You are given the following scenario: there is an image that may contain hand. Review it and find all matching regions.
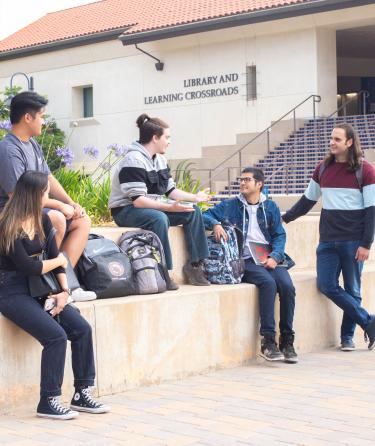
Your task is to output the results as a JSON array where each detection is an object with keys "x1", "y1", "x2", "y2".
[
  {"x1": 72, "y1": 202, "x2": 86, "y2": 219},
  {"x1": 195, "y1": 188, "x2": 211, "y2": 203},
  {"x1": 263, "y1": 257, "x2": 278, "y2": 269},
  {"x1": 213, "y1": 224, "x2": 228, "y2": 242},
  {"x1": 58, "y1": 253, "x2": 68, "y2": 269},
  {"x1": 50, "y1": 291, "x2": 69, "y2": 316},
  {"x1": 59, "y1": 203, "x2": 75, "y2": 219},
  {"x1": 355, "y1": 246, "x2": 370, "y2": 262},
  {"x1": 168, "y1": 201, "x2": 195, "y2": 213}
]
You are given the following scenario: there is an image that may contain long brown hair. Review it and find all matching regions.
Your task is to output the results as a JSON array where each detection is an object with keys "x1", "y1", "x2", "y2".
[
  {"x1": 0, "y1": 171, "x2": 48, "y2": 254},
  {"x1": 324, "y1": 123, "x2": 363, "y2": 171}
]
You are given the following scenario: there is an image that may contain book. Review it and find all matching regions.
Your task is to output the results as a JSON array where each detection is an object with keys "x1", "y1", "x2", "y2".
[
  {"x1": 146, "y1": 194, "x2": 194, "y2": 207},
  {"x1": 248, "y1": 242, "x2": 294, "y2": 268},
  {"x1": 248, "y1": 242, "x2": 272, "y2": 265}
]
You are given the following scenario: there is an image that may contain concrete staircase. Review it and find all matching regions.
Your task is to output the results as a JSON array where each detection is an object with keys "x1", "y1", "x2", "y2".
[
  {"x1": 169, "y1": 119, "x2": 305, "y2": 188},
  {"x1": 212, "y1": 114, "x2": 375, "y2": 202},
  {"x1": 2, "y1": 216, "x2": 375, "y2": 412}
]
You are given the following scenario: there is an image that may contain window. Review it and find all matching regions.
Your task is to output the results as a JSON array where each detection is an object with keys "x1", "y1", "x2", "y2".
[
  {"x1": 83, "y1": 86, "x2": 93, "y2": 118},
  {"x1": 246, "y1": 65, "x2": 257, "y2": 101},
  {"x1": 72, "y1": 85, "x2": 94, "y2": 119}
]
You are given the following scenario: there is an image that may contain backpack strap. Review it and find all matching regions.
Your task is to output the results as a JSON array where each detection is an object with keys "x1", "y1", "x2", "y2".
[{"x1": 318, "y1": 160, "x2": 363, "y2": 191}]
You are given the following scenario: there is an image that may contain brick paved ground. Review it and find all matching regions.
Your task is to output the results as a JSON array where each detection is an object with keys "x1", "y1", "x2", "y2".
[{"x1": 1, "y1": 348, "x2": 375, "y2": 445}]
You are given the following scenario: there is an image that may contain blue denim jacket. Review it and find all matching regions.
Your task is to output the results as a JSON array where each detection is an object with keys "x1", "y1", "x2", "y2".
[{"x1": 203, "y1": 194, "x2": 286, "y2": 263}]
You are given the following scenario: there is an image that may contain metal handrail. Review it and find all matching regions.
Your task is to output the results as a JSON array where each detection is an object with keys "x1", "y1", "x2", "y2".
[
  {"x1": 200, "y1": 94, "x2": 321, "y2": 189},
  {"x1": 327, "y1": 90, "x2": 369, "y2": 118},
  {"x1": 261, "y1": 90, "x2": 371, "y2": 194}
]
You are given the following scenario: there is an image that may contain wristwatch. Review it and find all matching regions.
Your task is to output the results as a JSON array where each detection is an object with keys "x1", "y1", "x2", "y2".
[{"x1": 62, "y1": 288, "x2": 72, "y2": 296}]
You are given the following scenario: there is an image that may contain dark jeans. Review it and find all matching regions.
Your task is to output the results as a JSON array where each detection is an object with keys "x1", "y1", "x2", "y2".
[
  {"x1": 243, "y1": 259, "x2": 296, "y2": 336},
  {"x1": 112, "y1": 204, "x2": 209, "y2": 270},
  {"x1": 316, "y1": 241, "x2": 372, "y2": 341},
  {"x1": 0, "y1": 270, "x2": 95, "y2": 397}
]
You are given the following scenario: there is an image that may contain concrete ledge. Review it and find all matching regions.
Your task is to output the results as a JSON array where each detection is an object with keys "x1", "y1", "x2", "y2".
[
  {"x1": 1, "y1": 216, "x2": 375, "y2": 412},
  {"x1": 2, "y1": 264, "x2": 375, "y2": 412}
]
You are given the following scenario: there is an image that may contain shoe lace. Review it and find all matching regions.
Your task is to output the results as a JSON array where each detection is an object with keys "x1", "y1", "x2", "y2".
[
  {"x1": 49, "y1": 397, "x2": 69, "y2": 414},
  {"x1": 81, "y1": 388, "x2": 100, "y2": 407}
]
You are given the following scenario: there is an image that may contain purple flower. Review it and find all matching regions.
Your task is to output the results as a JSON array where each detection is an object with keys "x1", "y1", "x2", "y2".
[
  {"x1": 55, "y1": 146, "x2": 74, "y2": 168},
  {"x1": 107, "y1": 143, "x2": 128, "y2": 157},
  {"x1": 0, "y1": 119, "x2": 11, "y2": 132},
  {"x1": 83, "y1": 145, "x2": 100, "y2": 159},
  {"x1": 100, "y1": 161, "x2": 111, "y2": 171},
  {"x1": 43, "y1": 117, "x2": 54, "y2": 127}
]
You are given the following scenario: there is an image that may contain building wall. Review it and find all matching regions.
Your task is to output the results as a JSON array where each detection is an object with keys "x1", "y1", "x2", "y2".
[{"x1": 1, "y1": 6, "x2": 373, "y2": 162}]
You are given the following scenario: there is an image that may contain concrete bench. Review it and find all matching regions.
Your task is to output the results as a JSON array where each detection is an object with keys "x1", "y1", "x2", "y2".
[{"x1": 1, "y1": 216, "x2": 375, "y2": 412}]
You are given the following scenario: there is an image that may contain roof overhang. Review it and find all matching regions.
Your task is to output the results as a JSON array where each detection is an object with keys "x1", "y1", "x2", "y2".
[
  {"x1": 120, "y1": 0, "x2": 375, "y2": 46},
  {"x1": 0, "y1": 26, "x2": 133, "y2": 61}
]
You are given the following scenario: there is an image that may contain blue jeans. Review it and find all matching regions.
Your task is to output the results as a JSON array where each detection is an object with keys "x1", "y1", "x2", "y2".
[
  {"x1": 243, "y1": 259, "x2": 296, "y2": 336},
  {"x1": 0, "y1": 270, "x2": 95, "y2": 397},
  {"x1": 112, "y1": 205, "x2": 209, "y2": 270},
  {"x1": 316, "y1": 241, "x2": 372, "y2": 341}
]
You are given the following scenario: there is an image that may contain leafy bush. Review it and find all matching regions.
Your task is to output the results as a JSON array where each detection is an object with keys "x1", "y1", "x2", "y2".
[
  {"x1": 0, "y1": 86, "x2": 65, "y2": 173},
  {"x1": 174, "y1": 159, "x2": 213, "y2": 211},
  {"x1": 54, "y1": 168, "x2": 112, "y2": 225}
]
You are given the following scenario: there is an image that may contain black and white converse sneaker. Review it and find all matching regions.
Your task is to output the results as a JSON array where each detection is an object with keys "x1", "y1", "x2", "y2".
[
  {"x1": 279, "y1": 334, "x2": 298, "y2": 364},
  {"x1": 260, "y1": 334, "x2": 284, "y2": 361},
  {"x1": 70, "y1": 387, "x2": 110, "y2": 413},
  {"x1": 37, "y1": 396, "x2": 79, "y2": 420}
]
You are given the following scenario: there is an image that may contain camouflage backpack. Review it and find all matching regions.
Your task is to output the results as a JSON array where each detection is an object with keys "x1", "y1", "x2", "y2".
[{"x1": 203, "y1": 224, "x2": 244, "y2": 284}]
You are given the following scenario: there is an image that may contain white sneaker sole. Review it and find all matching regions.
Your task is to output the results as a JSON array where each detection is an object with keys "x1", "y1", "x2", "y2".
[
  {"x1": 259, "y1": 352, "x2": 284, "y2": 362},
  {"x1": 70, "y1": 404, "x2": 110, "y2": 414},
  {"x1": 37, "y1": 411, "x2": 79, "y2": 420}
]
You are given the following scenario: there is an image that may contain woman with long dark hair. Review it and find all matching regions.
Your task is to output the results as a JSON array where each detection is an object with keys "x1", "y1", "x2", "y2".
[{"x1": 0, "y1": 171, "x2": 109, "y2": 419}]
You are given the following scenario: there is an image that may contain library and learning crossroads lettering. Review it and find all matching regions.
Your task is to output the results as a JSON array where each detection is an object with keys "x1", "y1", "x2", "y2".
[{"x1": 144, "y1": 72, "x2": 239, "y2": 105}]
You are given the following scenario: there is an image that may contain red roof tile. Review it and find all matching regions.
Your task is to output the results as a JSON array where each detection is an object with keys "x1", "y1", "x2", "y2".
[{"x1": 0, "y1": 0, "x2": 322, "y2": 54}]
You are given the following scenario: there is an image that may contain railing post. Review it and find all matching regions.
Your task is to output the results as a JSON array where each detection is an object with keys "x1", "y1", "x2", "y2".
[
  {"x1": 362, "y1": 91, "x2": 367, "y2": 115},
  {"x1": 267, "y1": 129, "x2": 270, "y2": 153},
  {"x1": 227, "y1": 168, "x2": 230, "y2": 191},
  {"x1": 209, "y1": 170, "x2": 212, "y2": 192},
  {"x1": 313, "y1": 97, "x2": 316, "y2": 120},
  {"x1": 293, "y1": 109, "x2": 296, "y2": 133},
  {"x1": 286, "y1": 165, "x2": 289, "y2": 195},
  {"x1": 239, "y1": 151, "x2": 242, "y2": 172}
]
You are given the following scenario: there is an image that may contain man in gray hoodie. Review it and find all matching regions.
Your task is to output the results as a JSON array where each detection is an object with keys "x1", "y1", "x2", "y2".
[{"x1": 109, "y1": 113, "x2": 210, "y2": 287}]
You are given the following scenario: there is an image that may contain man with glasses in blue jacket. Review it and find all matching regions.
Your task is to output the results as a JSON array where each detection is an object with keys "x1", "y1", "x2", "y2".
[{"x1": 203, "y1": 167, "x2": 297, "y2": 363}]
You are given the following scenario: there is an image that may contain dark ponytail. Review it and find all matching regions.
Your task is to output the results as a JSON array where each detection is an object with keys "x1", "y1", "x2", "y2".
[{"x1": 136, "y1": 113, "x2": 169, "y2": 145}]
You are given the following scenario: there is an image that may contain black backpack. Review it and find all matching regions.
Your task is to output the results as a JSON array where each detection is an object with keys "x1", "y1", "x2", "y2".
[
  {"x1": 77, "y1": 234, "x2": 136, "y2": 299},
  {"x1": 118, "y1": 230, "x2": 169, "y2": 294}
]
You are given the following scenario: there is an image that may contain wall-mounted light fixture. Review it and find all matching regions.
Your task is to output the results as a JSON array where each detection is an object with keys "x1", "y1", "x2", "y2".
[
  {"x1": 5, "y1": 72, "x2": 34, "y2": 106},
  {"x1": 135, "y1": 44, "x2": 164, "y2": 71}
]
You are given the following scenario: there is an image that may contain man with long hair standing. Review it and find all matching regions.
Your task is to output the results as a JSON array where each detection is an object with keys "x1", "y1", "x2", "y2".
[{"x1": 283, "y1": 123, "x2": 375, "y2": 350}]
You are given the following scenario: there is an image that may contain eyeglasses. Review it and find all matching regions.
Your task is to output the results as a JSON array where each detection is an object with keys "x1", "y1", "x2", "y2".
[{"x1": 237, "y1": 177, "x2": 256, "y2": 183}]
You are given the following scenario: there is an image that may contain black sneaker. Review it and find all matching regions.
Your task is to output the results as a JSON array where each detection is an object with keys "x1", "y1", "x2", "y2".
[
  {"x1": 364, "y1": 317, "x2": 375, "y2": 350},
  {"x1": 340, "y1": 339, "x2": 355, "y2": 351},
  {"x1": 279, "y1": 334, "x2": 298, "y2": 364},
  {"x1": 37, "y1": 396, "x2": 79, "y2": 420},
  {"x1": 183, "y1": 262, "x2": 210, "y2": 286},
  {"x1": 70, "y1": 387, "x2": 110, "y2": 413},
  {"x1": 260, "y1": 335, "x2": 284, "y2": 361}
]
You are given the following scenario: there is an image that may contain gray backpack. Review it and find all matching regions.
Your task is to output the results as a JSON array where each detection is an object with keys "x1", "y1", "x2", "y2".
[{"x1": 118, "y1": 230, "x2": 168, "y2": 294}]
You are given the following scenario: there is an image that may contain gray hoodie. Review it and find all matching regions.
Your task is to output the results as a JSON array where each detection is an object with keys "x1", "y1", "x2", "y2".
[{"x1": 108, "y1": 141, "x2": 175, "y2": 209}]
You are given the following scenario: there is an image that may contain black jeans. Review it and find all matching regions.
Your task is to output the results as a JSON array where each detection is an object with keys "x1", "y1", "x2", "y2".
[
  {"x1": 0, "y1": 270, "x2": 95, "y2": 397},
  {"x1": 112, "y1": 204, "x2": 209, "y2": 270},
  {"x1": 243, "y1": 259, "x2": 296, "y2": 336}
]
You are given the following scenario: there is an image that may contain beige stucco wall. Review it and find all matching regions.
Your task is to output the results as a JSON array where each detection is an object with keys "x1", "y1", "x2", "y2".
[{"x1": 0, "y1": 5, "x2": 374, "y2": 163}]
